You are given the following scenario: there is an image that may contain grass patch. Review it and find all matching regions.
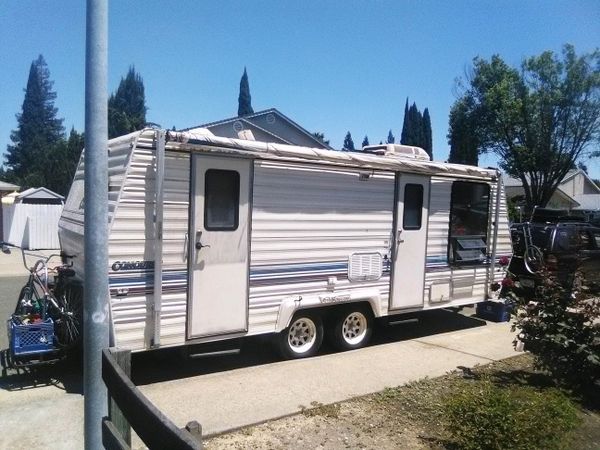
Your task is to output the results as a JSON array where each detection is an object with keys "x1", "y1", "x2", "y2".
[{"x1": 445, "y1": 381, "x2": 580, "y2": 450}]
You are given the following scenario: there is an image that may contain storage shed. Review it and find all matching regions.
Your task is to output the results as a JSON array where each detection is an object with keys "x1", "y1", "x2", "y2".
[{"x1": 2, "y1": 187, "x2": 64, "y2": 249}]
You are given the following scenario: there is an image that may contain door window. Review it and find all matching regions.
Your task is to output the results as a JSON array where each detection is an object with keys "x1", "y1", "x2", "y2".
[
  {"x1": 204, "y1": 169, "x2": 240, "y2": 231},
  {"x1": 403, "y1": 184, "x2": 424, "y2": 230}
]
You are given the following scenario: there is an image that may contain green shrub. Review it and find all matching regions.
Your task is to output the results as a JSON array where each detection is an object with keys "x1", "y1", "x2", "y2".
[
  {"x1": 444, "y1": 381, "x2": 579, "y2": 450},
  {"x1": 508, "y1": 269, "x2": 600, "y2": 388}
]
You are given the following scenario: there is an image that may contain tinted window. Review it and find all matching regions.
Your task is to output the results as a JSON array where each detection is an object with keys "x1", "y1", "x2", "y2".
[
  {"x1": 448, "y1": 182, "x2": 490, "y2": 263},
  {"x1": 204, "y1": 169, "x2": 240, "y2": 231},
  {"x1": 403, "y1": 184, "x2": 423, "y2": 230}
]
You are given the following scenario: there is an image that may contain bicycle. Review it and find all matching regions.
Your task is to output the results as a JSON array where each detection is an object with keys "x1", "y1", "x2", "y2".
[
  {"x1": 521, "y1": 222, "x2": 545, "y2": 274},
  {"x1": 2, "y1": 243, "x2": 83, "y2": 368}
]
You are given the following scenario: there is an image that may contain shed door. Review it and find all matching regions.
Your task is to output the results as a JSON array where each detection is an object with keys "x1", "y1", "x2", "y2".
[
  {"x1": 390, "y1": 174, "x2": 430, "y2": 310},
  {"x1": 188, "y1": 155, "x2": 251, "y2": 338}
]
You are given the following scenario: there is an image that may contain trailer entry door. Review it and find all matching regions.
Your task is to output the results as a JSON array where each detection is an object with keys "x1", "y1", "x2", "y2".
[
  {"x1": 390, "y1": 174, "x2": 430, "y2": 310},
  {"x1": 188, "y1": 155, "x2": 251, "y2": 338}
]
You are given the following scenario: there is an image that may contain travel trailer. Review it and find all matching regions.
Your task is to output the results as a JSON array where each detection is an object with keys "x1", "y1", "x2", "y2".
[{"x1": 58, "y1": 129, "x2": 512, "y2": 358}]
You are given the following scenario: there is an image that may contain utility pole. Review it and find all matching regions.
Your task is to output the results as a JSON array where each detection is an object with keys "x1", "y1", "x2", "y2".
[{"x1": 84, "y1": 1, "x2": 109, "y2": 448}]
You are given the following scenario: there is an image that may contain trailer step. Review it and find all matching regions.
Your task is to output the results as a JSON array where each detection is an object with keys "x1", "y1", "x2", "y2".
[
  {"x1": 388, "y1": 318, "x2": 419, "y2": 326},
  {"x1": 188, "y1": 349, "x2": 241, "y2": 359}
]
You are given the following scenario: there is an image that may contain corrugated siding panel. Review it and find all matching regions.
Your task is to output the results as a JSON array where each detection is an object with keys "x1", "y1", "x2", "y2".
[
  {"x1": 248, "y1": 161, "x2": 394, "y2": 333},
  {"x1": 109, "y1": 147, "x2": 190, "y2": 351},
  {"x1": 58, "y1": 139, "x2": 134, "y2": 278},
  {"x1": 3, "y1": 203, "x2": 63, "y2": 249}
]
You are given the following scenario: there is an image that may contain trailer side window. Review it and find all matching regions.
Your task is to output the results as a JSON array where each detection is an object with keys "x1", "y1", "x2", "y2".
[
  {"x1": 448, "y1": 181, "x2": 490, "y2": 264},
  {"x1": 204, "y1": 169, "x2": 240, "y2": 231},
  {"x1": 403, "y1": 184, "x2": 423, "y2": 230}
]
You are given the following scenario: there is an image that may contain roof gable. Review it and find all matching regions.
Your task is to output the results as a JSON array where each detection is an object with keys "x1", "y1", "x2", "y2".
[
  {"x1": 559, "y1": 169, "x2": 600, "y2": 195},
  {"x1": 17, "y1": 187, "x2": 64, "y2": 200},
  {"x1": 183, "y1": 108, "x2": 332, "y2": 150}
]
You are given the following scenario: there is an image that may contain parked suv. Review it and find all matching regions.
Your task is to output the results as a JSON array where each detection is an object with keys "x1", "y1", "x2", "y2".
[{"x1": 509, "y1": 218, "x2": 600, "y2": 293}]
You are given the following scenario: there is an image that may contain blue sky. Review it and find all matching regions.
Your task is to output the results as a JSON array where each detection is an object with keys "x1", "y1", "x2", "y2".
[{"x1": 1, "y1": 1, "x2": 599, "y2": 172}]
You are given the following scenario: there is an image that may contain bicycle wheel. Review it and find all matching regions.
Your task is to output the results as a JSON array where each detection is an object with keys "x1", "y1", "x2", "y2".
[
  {"x1": 53, "y1": 282, "x2": 83, "y2": 349},
  {"x1": 524, "y1": 246, "x2": 544, "y2": 274}
]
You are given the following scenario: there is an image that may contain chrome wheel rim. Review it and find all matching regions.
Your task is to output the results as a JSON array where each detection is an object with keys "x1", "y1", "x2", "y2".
[
  {"x1": 342, "y1": 312, "x2": 368, "y2": 345},
  {"x1": 288, "y1": 317, "x2": 317, "y2": 354}
]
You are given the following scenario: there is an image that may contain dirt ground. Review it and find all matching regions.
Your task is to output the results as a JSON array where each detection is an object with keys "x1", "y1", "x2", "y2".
[{"x1": 204, "y1": 354, "x2": 600, "y2": 450}]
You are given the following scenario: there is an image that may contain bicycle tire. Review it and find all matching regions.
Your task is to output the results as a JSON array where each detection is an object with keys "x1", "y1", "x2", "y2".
[
  {"x1": 53, "y1": 282, "x2": 83, "y2": 350},
  {"x1": 524, "y1": 246, "x2": 544, "y2": 274}
]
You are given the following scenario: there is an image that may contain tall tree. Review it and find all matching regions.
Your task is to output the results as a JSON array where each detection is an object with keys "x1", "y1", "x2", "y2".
[
  {"x1": 400, "y1": 98, "x2": 409, "y2": 144},
  {"x1": 422, "y1": 108, "x2": 433, "y2": 159},
  {"x1": 108, "y1": 66, "x2": 147, "y2": 138},
  {"x1": 5, "y1": 55, "x2": 65, "y2": 189},
  {"x1": 343, "y1": 132, "x2": 355, "y2": 151},
  {"x1": 453, "y1": 45, "x2": 600, "y2": 209},
  {"x1": 387, "y1": 129, "x2": 395, "y2": 144},
  {"x1": 238, "y1": 67, "x2": 254, "y2": 116},
  {"x1": 447, "y1": 98, "x2": 479, "y2": 165},
  {"x1": 312, "y1": 131, "x2": 330, "y2": 146},
  {"x1": 362, "y1": 135, "x2": 370, "y2": 148},
  {"x1": 401, "y1": 100, "x2": 432, "y2": 156},
  {"x1": 45, "y1": 127, "x2": 84, "y2": 196}
]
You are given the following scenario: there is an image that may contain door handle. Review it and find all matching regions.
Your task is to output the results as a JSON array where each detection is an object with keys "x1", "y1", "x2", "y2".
[
  {"x1": 396, "y1": 229, "x2": 404, "y2": 244},
  {"x1": 195, "y1": 231, "x2": 210, "y2": 250}
]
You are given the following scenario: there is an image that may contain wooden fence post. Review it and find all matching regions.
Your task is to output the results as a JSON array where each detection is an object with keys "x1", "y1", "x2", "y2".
[{"x1": 109, "y1": 348, "x2": 132, "y2": 446}]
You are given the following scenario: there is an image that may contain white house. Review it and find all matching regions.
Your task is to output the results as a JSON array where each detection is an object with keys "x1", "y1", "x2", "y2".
[{"x1": 504, "y1": 169, "x2": 600, "y2": 220}]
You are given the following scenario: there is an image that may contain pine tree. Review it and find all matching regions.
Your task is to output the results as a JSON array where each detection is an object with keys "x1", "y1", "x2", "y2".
[
  {"x1": 400, "y1": 98, "x2": 409, "y2": 145},
  {"x1": 238, "y1": 67, "x2": 254, "y2": 116},
  {"x1": 447, "y1": 99, "x2": 479, "y2": 165},
  {"x1": 343, "y1": 132, "x2": 355, "y2": 151},
  {"x1": 46, "y1": 127, "x2": 84, "y2": 196},
  {"x1": 108, "y1": 66, "x2": 147, "y2": 139},
  {"x1": 362, "y1": 135, "x2": 370, "y2": 148},
  {"x1": 5, "y1": 55, "x2": 65, "y2": 188},
  {"x1": 312, "y1": 131, "x2": 330, "y2": 146},
  {"x1": 422, "y1": 108, "x2": 433, "y2": 159},
  {"x1": 387, "y1": 130, "x2": 395, "y2": 144}
]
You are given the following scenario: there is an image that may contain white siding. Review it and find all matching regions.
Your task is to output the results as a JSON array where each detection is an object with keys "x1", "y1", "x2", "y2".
[
  {"x1": 108, "y1": 143, "x2": 190, "y2": 350},
  {"x1": 3, "y1": 203, "x2": 63, "y2": 249},
  {"x1": 248, "y1": 161, "x2": 394, "y2": 333}
]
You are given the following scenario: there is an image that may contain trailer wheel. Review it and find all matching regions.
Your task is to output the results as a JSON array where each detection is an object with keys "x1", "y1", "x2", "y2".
[
  {"x1": 328, "y1": 307, "x2": 373, "y2": 351},
  {"x1": 278, "y1": 313, "x2": 323, "y2": 359}
]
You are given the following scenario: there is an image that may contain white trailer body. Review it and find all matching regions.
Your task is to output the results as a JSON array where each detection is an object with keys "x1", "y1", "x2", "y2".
[{"x1": 58, "y1": 129, "x2": 512, "y2": 354}]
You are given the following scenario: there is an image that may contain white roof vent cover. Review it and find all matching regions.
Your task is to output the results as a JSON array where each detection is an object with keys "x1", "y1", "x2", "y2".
[{"x1": 362, "y1": 144, "x2": 430, "y2": 161}]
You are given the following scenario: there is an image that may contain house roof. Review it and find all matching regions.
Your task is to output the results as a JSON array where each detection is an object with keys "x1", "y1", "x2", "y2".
[
  {"x1": 182, "y1": 108, "x2": 333, "y2": 150},
  {"x1": 0, "y1": 180, "x2": 20, "y2": 192},
  {"x1": 573, "y1": 194, "x2": 600, "y2": 210},
  {"x1": 560, "y1": 168, "x2": 600, "y2": 194}
]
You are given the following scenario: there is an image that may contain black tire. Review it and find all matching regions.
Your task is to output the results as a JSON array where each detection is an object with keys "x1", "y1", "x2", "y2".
[
  {"x1": 53, "y1": 282, "x2": 83, "y2": 351},
  {"x1": 327, "y1": 306, "x2": 373, "y2": 351},
  {"x1": 277, "y1": 312, "x2": 324, "y2": 359}
]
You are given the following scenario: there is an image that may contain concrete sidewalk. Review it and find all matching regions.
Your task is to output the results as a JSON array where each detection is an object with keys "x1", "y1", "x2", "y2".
[
  {"x1": 0, "y1": 247, "x2": 60, "y2": 277},
  {"x1": 139, "y1": 321, "x2": 516, "y2": 439},
  {"x1": 0, "y1": 318, "x2": 518, "y2": 449}
]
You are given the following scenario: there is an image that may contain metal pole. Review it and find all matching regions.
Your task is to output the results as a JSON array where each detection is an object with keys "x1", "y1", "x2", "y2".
[{"x1": 84, "y1": 1, "x2": 109, "y2": 448}]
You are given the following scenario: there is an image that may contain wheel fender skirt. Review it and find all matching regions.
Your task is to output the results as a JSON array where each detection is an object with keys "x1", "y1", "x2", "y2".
[{"x1": 275, "y1": 288, "x2": 382, "y2": 332}]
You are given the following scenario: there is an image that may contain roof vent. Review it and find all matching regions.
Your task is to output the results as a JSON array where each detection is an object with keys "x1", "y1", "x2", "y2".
[{"x1": 362, "y1": 144, "x2": 430, "y2": 161}]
